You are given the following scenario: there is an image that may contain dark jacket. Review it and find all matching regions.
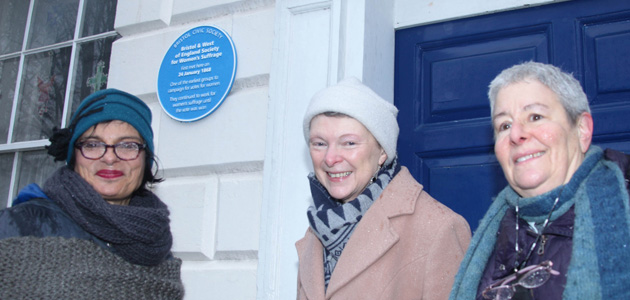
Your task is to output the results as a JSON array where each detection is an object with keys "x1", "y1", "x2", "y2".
[
  {"x1": 0, "y1": 183, "x2": 177, "y2": 258},
  {"x1": 0, "y1": 183, "x2": 114, "y2": 250},
  {"x1": 476, "y1": 148, "x2": 630, "y2": 300}
]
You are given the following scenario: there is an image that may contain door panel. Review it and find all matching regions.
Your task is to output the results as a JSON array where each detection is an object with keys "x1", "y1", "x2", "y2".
[{"x1": 395, "y1": 0, "x2": 630, "y2": 231}]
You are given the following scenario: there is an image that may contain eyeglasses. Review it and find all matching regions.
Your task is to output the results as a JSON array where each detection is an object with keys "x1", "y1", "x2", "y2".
[
  {"x1": 482, "y1": 260, "x2": 560, "y2": 300},
  {"x1": 75, "y1": 141, "x2": 145, "y2": 161}
]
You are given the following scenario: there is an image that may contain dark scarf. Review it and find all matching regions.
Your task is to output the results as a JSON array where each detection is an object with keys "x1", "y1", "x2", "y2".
[
  {"x1": 42, "y1": 166, "x2": 173, "y2": 266},
  {"x1": 450, "y1": 146, "x2": 630, "y2": 300},
  {"x1": 307, "y1": 157, "x2": 401, "y2": 288}
]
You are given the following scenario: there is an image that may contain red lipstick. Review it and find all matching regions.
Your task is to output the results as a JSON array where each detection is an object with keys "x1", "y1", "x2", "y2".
[{"x1": 96, "y1": 169, "x2": 124, "y2": 179}]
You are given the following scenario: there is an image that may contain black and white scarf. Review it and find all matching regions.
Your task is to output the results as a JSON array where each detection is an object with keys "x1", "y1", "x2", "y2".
[
  {"x1": 42, "y1": 166, "x2": 173, "y2": 266},
  {"x1": 307, "y1": 157, "x2": 400, "y2": 288}
]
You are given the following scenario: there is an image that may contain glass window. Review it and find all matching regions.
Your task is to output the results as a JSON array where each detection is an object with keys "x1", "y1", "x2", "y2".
[
  {"x1": 0, "y1": 153, "x2": 13, "y2": 208},
  {"x1": 0, "y1": 0, "x2": 29, "y2": 55},
  {"x1": 71, "y1": 36, "x2": 117, "y2": 113},
  {"x1": 0, "y1": 0, "x2": 118, "y2": 205},
  {"x1": 17, "y1": 150, "x2": 64, "y2": 195},
  {"x1": 81, "y1": 0, "x2": 117, "y2": 37},
  {"x1": 0, "y1": 57, "x2": 20, "y2": 144},
  {"x1": 14, "y1": 48, "x2": 72, "y2": 142},
  {"x1": 27, "y1": 0, "x2": 80, "y2": 50}
]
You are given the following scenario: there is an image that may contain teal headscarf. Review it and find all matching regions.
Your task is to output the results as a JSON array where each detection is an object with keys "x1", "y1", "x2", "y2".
[{"x1": 47, "y1": 89, "x2": 154, "y2": 166}]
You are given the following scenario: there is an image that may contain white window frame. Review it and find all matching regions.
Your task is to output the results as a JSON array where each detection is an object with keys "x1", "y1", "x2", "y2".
[{"x1": 0, "y1": 0, "x2": 119, "y2": 205}]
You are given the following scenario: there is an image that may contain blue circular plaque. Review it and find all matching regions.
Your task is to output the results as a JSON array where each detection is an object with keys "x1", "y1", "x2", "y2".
[{"x1": 157, "y1": 26, "x2": 237, "y2": 122}]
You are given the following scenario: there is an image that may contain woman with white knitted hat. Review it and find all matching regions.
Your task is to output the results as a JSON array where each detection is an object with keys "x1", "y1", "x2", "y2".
[{"x1": 296, "y1": 77, "x2": 471, "y2": 299}]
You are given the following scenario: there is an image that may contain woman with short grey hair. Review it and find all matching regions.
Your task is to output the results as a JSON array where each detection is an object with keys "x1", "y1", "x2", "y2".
[{"x1": 450, "y1": 61, "x2": 630, "y2": 300}]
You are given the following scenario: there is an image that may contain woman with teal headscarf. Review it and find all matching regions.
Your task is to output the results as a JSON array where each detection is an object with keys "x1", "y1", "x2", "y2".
[{"x1": 0, "y1": 89, "x2": 184, "y2": 299}]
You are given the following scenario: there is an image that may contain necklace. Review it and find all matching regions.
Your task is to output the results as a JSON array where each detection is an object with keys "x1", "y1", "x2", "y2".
[{"x1": 513, "y1": 187, "x2": 562, "y2": 272}]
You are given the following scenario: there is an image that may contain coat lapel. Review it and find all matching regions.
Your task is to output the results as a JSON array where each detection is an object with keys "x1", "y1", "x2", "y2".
[
  {"x1": 325, "y1": 167, "x2": 420, "y2": 297},
  {"x1": 296, "y1": 228, "x2": 327, "y2": 299}
]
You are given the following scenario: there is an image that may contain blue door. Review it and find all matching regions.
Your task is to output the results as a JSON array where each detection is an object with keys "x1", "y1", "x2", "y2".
[{"x1": 394, "y1": 0, "x2": 630, "y2": 231}]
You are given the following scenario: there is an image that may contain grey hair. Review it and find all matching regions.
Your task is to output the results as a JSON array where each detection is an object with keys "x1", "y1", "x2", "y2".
[{"x1": 488, "y1": 61, "x2": 590, "y2": 124}]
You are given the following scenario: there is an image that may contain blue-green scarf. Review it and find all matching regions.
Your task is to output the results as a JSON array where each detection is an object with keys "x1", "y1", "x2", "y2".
[{"x1": 450, "y1": 146, "x2": 630, "y2": 300}]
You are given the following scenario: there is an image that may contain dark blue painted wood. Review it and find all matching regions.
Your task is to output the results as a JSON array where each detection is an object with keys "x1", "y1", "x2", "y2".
[{"x1": 395, "y1": 0, "x2": 630, "y2": 232}]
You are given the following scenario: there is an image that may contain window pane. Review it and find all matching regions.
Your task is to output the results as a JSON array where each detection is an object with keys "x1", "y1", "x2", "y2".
[
  {"x1": 28, "y1": 0, "x2": 79, "y2": 49},
  {"x1": 81, "y1": 0, "x2": 118, "y2": 37},
  {"x1": 13, "y1": 47, "x2": 72, "y2": 142},
  {"x1": 0, "y1": 57, "x2": 20, "y2": 144},
  {"x1": 70, "y1": 35, "x2": 118, "y2": 117},
  {"x1": 0, "y1": 0, "x2": 30, "y2": 55},
  {"x1": 0, "y1": 153, "x2": 13, "y2": 208},
  {"x1": 17, "y1": 150, "x2": 62, "y2": 198}
]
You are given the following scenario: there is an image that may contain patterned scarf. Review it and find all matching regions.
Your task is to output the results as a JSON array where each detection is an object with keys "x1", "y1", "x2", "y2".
[
  {"x1": 307, "y1": 157, "x2": 400, "y2": 288},
  {"x1": 42, "y1": 166, "x2": 173, "y2": 266},
  {"x1": 449, "y1": 146, "x2": 630, "y2": 300}
]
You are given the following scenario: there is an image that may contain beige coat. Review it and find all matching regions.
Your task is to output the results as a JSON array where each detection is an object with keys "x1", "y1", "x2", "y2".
[{"x1": 296, "y1": 167, "x2": 471, "y2": 300}]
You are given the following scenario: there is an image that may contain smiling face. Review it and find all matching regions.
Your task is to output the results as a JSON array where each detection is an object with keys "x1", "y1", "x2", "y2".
[
  {"x1": 492, "y1": 79, "x2": 592, "y2": 198},
  {"x1": 74, "y1": 121, "x2": 146, "y2": 205},
  {"x1": 308, "y1": 114, "x2": 387, "y2": 203}
]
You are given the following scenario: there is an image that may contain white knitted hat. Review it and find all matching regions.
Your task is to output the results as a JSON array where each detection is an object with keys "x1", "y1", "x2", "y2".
[{"x1": 303, "y1": 77, "x2": 399, "y2": 165}]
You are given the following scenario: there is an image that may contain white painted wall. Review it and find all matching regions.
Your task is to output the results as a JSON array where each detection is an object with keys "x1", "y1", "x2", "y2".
[
  {"x1": 110, "y1": 1, "x2": 273, "y2": 299},
  {"x1": 106, "y1": 0, "x2": 560, "y2": 299},
  {"x1": 394, "y1": 0, "x2": 561, "y2": 28}
]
